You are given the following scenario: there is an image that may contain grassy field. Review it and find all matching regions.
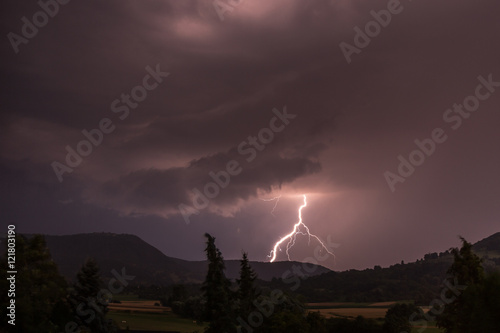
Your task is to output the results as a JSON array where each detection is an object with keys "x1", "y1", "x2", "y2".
[
  {"x1": 411, "y1": 325, "x2": 443, "y2": 333},
  {"x1": 308, "y1": 302, "x2": 389, "y2": 319},
  {"x1": 308, "y1": 302, "x2": 378, "y2": 309},
  {"x1": 108, "y1": 311, "x2": 206, "y2": 332},
  {"x1": 107, "y1": 300, "x2": 207, "y2": 332},
  {"x1": 108, "y1": 300, "x2": 170, "y2": 313},
  {"x1": 112, "y1": 293, "x2": 143, "y2": 302},
  {"x1": 310, "y1": 307, "x2": 388, "y2": 319},
  {"x1": 307, "y1": 302, "x2": 444, "y2": 332},
  {"x1": 108, "y1": 298, "x2": 444, "y2": 332}
]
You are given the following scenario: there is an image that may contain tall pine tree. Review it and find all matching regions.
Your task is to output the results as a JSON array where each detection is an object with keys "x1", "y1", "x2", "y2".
[
  {"x1": 0, "y1": 235, "x2": 70, "y2": 332},
  {"x1": 202, "y1": 233, "x2": 235, "y2": 333},
  {"x1": 436, "y1": 237, "x2": 485, "y2": 332},
  {"x1": 237, "y1": 252, "x2": 258, "y2": 319},
  {"x1": 69, "y1": 258, "x2": 113, "y2": 332}
]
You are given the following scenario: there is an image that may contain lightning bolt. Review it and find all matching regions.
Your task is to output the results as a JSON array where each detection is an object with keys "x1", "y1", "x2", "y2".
[
  {"x1": 268, "y1": 194, "x2": 335, "y2": 262},
  {"x1": 260, "y1": 195, "x2": 281, "y2": 216}
]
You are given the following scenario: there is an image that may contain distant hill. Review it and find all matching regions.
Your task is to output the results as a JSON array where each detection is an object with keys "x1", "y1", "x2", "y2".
[
  {"x1": 5, "y1": 231, "x2": 498, "y2": 304},
  {"x1": 192, "y1": 260, "x2": 330, "y2": 281},
  {"x1": 41, "y1": 233, "x2": 200, "y2": 285},
  {"x1": 267, "y1": 232, "x2": 500, "y2": 304},
  {"x1": 26, "y1": 233, "x2": 330, "y2": 285},
  {"x1": 473, "y1": 232, "x2": 500, "y2": 252}
]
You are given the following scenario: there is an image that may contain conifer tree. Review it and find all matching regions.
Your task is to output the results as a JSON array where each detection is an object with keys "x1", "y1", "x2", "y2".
[
  {"x1": 436, "y1": 237, "x2": 484, "y2": 332},
  {"x1": 237, "y1": 252, "x2": 258, "y2": 318},
  {"x1": 202, "y1": 233, "x2": 235, "y2": 333},
  {"x1": 69, "y1": 258, "x2": 113, "y2": 332},
  {"x1": 0, "y1": 235, "x2": 69, "y2": 332}
]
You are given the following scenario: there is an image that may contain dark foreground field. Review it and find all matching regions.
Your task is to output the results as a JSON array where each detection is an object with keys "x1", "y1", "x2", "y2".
[{"x1": 107, "y1": 297, "x2": 444, "y2": 333}]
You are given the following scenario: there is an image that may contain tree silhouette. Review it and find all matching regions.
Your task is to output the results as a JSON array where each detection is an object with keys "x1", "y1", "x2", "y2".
[
  {"x1": 383, "y1": 303, "x2": 419, "y2": 333},
  {"x1": 202, "y1": 233, "x2": 235, "y2": 333},
  {"x1": 237, "y1": 252, "x2": 258, "y2": 319},
  {"x1": 0, "y1": 235, "x2": 69, "y2": 332},
  {"x1": 436, "y1": 237, "x2": 485, "y2": 332},
  {"x1": 69, "y1": 258, "x2": 114, "y2": 332}
]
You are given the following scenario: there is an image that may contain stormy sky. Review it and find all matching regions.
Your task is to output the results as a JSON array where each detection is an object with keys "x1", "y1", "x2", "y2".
[{"x1": 1, "y1": 0, "x2": 499, "y2": 271}]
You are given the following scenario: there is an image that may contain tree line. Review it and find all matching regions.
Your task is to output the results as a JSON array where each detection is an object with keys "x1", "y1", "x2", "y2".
[
  {"x1": 1, "y1": 233, "x2": 499, "y2": 332},
  {"x1": 174, "y1": 234, "x2": 500, "y2": 333},
  {"x1": 0, "y1": 235, "x2": 117, "y2": 332}
]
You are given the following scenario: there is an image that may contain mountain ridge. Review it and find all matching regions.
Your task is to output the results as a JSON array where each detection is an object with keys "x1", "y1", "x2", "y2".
[
  {"x1": 6, "y1": 231, "x2": 499, "y2": 292},
  {"x1": 33, "y1": 232, "x2": 331, "y2": 284},
  {"x1": 283, "y1": 232, "x2": 500, "y2": 303}
]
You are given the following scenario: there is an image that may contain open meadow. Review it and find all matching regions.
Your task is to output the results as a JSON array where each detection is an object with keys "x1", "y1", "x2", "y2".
[
  {"x1": 107, "y1": 298, "x2": 444, "y2": 332},
  {"x1": 106, "y1": 299, "x2": 206, "y2": 332},
  {"x1": 307, "y1": 302, "x2": 444, "y2": 333}
]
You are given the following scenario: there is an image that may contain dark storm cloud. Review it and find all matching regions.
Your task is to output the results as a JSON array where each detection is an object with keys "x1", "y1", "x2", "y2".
[
  {"x1": 90, "y1": 144, "x2": 321, "y2": 217},
  {"x1": 1, "y1": 0, "x2": 500, "y2": 270},
  {"x1": 2, "y1": 0, "x2": 342, "y2": 214},
  {"x1": 1, "y1": 0, "x2": 342, "y2": 166}
]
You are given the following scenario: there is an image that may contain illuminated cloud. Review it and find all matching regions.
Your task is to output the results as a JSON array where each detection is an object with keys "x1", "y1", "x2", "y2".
[{"x1": 1, "y1": 0, "x2": 499, "y2": 270}]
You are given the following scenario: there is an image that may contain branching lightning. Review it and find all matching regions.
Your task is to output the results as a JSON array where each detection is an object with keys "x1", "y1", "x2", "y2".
[
  {"x1": 267, "y1": 194, "x2": 335, "y2": 262},
  {"x1": 260, "y1": 195, "x2": 281, "y2": 216}
]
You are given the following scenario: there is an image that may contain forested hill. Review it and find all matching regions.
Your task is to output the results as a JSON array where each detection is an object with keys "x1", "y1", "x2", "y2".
[
  {"x1": 473, "y1": 232, "x2": 500, "y2": 252},
  {"x1": 266, "y1": 232, "x2": 500, "y2": 304},
  {"x1": 43, "y1": 233, "x2": 201, "y2": 285},
  {"x1": 17, "y1": 233, "x2": 330, "y2": 285},
  {"x1": 3, "y1": 231, "x2": 498, "y2": 304}
]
